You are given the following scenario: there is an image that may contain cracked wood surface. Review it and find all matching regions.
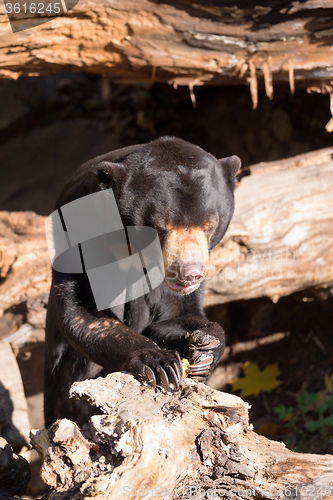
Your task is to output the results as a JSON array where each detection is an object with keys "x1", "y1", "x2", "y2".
[
  {"x1": 30, "y1": 373, "x2": 333, "y2": 499},
  {"x1": 1, "y1": 0, "x2": 333, "y2": 98},
  {"x1": 204, "y1": 146, "x2": 333, "y2": 306}
]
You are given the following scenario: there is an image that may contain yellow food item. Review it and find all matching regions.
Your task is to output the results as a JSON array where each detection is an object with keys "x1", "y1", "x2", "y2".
[{"x1": 181, "y1": 358, "x2": 190, "y2": 378}]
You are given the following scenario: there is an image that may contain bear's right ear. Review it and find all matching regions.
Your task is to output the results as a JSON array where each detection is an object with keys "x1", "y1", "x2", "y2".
[{"x1": 93, "y1": 161, "x2": 127, "y2": 193}]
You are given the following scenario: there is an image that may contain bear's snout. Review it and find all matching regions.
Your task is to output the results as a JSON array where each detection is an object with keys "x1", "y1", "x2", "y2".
[
  {"x1": 180, "y1": 263, "x2": 205, "y2": 282},
  {"x1": 162, "y1": 227, "x2": 209, "y2": 295}
]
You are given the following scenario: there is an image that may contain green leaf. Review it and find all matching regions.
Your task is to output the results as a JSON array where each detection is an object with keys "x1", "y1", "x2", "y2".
[
  {"x1": 322, "y1": 415, "x2": 333, "y2": 428},
  {"x1": 317, "y1": 400, "x2": 330, "y2": 416},
  {"x1": 274, "y1": 404, "x2": 293, "y2": 421},
  {"x1": 307, "y1": 420, "x2": 320, "y2": 433},
  {"x1": 296, "y1": 391, "x2": 317, "y2": 413},
  {"x1": 274, "y1": 405, "x2": 288, "y2": 420}
]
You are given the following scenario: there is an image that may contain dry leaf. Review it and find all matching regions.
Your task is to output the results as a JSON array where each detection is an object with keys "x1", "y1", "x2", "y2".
[
  {"x1": 231, "y1": 361, "x2": 282, "y2": 397},
  {"x1": 324, "y1": 373, "x2": 333, "y2": 393}
]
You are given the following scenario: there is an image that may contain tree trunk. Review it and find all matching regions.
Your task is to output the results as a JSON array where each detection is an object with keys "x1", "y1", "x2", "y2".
[
  {"x1": 1, "y1": 0, "x2": 333, "y2": 104},
  {"x1": 30, "y1": 373, "x2": 333, "y2": 500}
]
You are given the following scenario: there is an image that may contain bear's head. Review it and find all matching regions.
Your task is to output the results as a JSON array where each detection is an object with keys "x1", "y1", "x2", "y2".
[{"x1": 93, "y1": 137, "x2": 240, "y2": 296}]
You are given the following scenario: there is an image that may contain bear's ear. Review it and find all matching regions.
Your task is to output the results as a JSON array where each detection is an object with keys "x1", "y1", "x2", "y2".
[
  {"x1": 218, "y1": 155, "x2": 241, "y2": 188},
  {"x1": 218, "y1": 155, "x2": 241, "y2": 176},
  {"x1": 93, "y1": 161, "x2": 127, "y2": 193}
]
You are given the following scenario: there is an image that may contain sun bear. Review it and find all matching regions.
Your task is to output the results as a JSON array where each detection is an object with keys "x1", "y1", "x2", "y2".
[{"x1": 44, "y1": 137, "x2": 241, "y2": 427}]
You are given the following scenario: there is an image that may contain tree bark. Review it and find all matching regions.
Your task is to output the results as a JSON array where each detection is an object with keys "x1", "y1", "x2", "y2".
[
  {"x1": 1, "y1": 0, "x2": 333, "y2": 102},
  {"x1": 30, "y1": 373, "x2": 333, "y2": 500}
]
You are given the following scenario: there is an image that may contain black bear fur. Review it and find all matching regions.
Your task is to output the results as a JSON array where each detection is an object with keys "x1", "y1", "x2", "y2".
[{"x1": 44, "y1": 137, "x2": 240, "y2": 428}]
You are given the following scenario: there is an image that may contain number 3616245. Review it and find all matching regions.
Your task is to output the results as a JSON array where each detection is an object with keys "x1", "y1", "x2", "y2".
[{"x1": 5, "y1": 3, "x2": 61, "y2": 14}]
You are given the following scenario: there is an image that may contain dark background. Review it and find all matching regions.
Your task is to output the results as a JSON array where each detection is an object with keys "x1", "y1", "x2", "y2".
[{"x1": 0, "y1": 73, "x2": 331, "y2": 215}]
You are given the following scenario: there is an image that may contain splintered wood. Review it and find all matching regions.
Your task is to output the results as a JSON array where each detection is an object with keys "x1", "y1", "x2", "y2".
[
  {"x1": 263, "y1": 60, "x2": 273, "y2": 101},
  {"x1": 30, "y1": 373, "x2": 333, "y2": 500},
  {"x1": 1, "y1": 0, "x2": 333, "y2": 100},
  {"x1": 248, "y1": 60, "x2": 258, "y2": 110},
  {"x1": 288, "y1": 59, "x2": 295, "y2": 96},
  {"x1": 325, "y1": 93, "x2": 333, "y2": 133}
]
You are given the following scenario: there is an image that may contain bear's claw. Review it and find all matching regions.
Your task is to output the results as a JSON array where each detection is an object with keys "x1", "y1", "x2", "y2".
[{"x1": 124, "y1": 347, "x2": 182, "y2": 392}]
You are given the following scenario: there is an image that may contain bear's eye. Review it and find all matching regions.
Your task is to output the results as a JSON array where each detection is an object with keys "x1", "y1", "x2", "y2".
[
  {"x1": 156, "y1": 227, "x2": 167, "y2": 237},
  {"x1": 204, "y1": 225, "x2": 214, "y2": 236}
]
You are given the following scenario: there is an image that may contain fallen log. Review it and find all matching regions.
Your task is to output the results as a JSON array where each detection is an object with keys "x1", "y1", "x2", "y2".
[
  {"x1": 0, "y1": 210, "x2": 50, "y2": 318},
  {"x1": 30, "y1": 372, "x2": 333, "y2": 500},
  {"x1": 204, "y1": 146, "x2": 333, "y2": 306},
  {"x1": 0, "y1": 147, "x2": 333, "y2": 314},
  {"x1": 1, "y1": 0, "x2": 333, "y2": 106},
  {"x1": 0, "y1": 342, "x2": 30, "y2": 450}
]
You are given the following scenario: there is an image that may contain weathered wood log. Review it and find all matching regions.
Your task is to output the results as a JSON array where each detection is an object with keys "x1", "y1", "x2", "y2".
[
  {"x1": 0, "y1": 147, "x2": 333, "y2": 315},
  {"x1": 204, "y1": 146, "x2": 333, "y2": 306},
  {"x1": 1, "y1": 0, "x2": 333, "y2": 104},
  {"x1": 0, "y1": 210, "x2": 50, "y2": 318},
  {"x1": 0, "y1": 342, "x2": 30, "y2": 450},
  {"x1": 30, "y1": 373, "x2": 333, "y2": 500}
]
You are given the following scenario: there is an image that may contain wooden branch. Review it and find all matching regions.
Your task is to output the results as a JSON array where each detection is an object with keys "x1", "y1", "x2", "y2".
[
  {"x1": 30, "y1": 373, "x2": 333, "y2": 500},
  {"x1": 241, "y1": 147, "x2": 333, "y2": 177},
  {"x1": 1, "y1": 0, "x2": 333, "y2": 98}
]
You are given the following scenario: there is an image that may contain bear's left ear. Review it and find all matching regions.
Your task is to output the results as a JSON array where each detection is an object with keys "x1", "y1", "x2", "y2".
[
  {"x1": 93, "y1": 161, "x2": 127, "y2": 195},
  {"x1": 218, "y1": 155, "x2": 241, "y2": 176},
  {"x1": 218, "y1": 155, "x2": 241, "y2": 188}
]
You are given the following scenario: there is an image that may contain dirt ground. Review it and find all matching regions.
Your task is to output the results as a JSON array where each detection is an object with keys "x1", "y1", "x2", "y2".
[{"x1": 0, "y1": 73, "x2": 332, "y2": 498}]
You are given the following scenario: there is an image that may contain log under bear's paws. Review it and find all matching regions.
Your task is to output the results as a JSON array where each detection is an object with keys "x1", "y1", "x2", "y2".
[{"x1": 123, "y1": 348, "x2": 183, "y2": 392}]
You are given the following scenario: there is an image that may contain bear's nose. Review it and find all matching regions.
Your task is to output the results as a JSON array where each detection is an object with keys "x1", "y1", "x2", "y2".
[{"x1": 181, "y1": 264, "x2": 204, "y2": 282}]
